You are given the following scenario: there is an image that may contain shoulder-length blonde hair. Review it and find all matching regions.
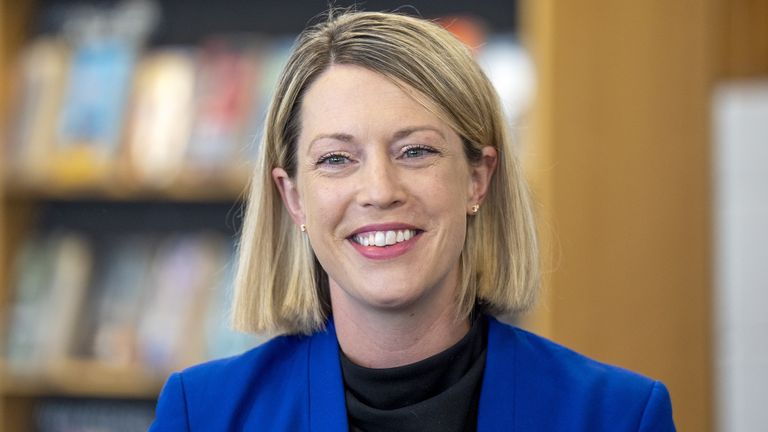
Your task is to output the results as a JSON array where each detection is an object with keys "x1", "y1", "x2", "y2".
[{"x1": 233, "y1": 10, "x2": 539, "y2": 335}]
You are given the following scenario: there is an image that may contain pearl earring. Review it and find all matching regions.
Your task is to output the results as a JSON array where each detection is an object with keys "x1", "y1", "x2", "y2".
[
  {"x1": 300, "y1": 224, "x2": 307, "y2": 232},
  {"x1": 471, "y1": 204, "x2": 480, "y2": 214}
]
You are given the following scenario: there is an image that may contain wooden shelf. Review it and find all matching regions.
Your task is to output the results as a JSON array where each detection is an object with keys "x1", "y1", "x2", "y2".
[
  {"x1": 1, "y1": 359, "x2": 164, "y2": 399},
  {"x1": 2, "y1": 166, "x2": 251, "y2": 202}
]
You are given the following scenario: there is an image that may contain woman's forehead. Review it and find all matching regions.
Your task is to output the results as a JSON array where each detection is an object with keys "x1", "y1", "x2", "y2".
[{"x1": 298, "y1": 64, "x2": 458, "y2": 143}]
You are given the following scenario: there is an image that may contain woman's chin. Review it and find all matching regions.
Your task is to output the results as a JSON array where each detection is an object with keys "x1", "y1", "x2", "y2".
[
  {"x1": 331, "y1": 282, "x2": 424, "y2": 314},
  {"x1": 357, "y1": 289, "x2": 422, "y2": 311}
]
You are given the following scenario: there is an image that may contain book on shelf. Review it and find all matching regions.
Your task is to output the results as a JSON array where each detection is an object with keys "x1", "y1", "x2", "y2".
[
  {"x1": 53, "y1": 35, "x2": 140, "y2": 186},
  {"x1": 6, "y1": 38, "x2": 70, "y2": 185},
  {"x1": 41, "y1": 233, "x2": 94, "y2": 363},
  {"x1": 123, "y1": 48, "x2": 197, "y2": 188},
  {"x1": 73, "y1": 235, "x2": 157, "y2": 366},
  {"x1": 3, "y1": 234, "x2": 58, "y2": 369},
  {"x1": 136, "y1": 232, "x2": 229, "y2": 370},
  {"x1": 185, "y1": 37, "x2": 262, "y2": 177},
  {"x1": 3, "y1": 232, "x2": 93, "y2": 372}
]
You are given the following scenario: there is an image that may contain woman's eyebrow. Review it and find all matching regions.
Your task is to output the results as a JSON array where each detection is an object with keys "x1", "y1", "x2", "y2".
[
  {"x1": 308, "y1": 133, "x2": 354, "y2": 150},
  {"x1": 312, "y1": 132, "x2": 354, "y2": 143},
  {"x1": 392, "y1": 126, "x2": 445, "y2": 140}
]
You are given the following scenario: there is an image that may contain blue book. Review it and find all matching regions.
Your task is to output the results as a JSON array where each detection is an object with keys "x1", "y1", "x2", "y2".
[{"x1": 57, "y1": 37, "x2": 136, "y2": 157}]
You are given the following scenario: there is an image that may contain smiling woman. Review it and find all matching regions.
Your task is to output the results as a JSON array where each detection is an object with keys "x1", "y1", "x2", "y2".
[
  {"x1": 272, "y1": 64, "x2": 498, "y2": 365},
  {"x1": 235, "y1": 11, "x2": 539, "y2": 340},
  {"x1": 149, "y1": 10, "x2": 676, "y2": 432}
]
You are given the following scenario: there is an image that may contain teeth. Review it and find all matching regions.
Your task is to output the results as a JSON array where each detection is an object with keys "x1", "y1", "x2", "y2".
[
  {"x1": 385, "y1": 231, "x2": 396, "y2": 245},
  {"x1": 353, "y1": 229, "x2": 417, "y2": 247}
]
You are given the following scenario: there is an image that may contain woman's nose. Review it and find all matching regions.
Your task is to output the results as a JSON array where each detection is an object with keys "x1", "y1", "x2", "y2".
[{"x1": 356, "y1": 156, "x2": 406, "y2": 209}]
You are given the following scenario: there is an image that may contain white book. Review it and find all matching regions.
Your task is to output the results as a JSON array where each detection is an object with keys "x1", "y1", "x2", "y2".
[
  {"x1": 41, "y1": 232, "x2": 94, "y2": 365},
  {"x1": 125, "y1": 49, "x2": 196, "y2": 187}
]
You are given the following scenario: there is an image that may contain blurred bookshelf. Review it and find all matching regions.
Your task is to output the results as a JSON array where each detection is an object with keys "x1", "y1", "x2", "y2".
[{"x1": 0, "y1": 0, "x2": 524, "y2": 430}]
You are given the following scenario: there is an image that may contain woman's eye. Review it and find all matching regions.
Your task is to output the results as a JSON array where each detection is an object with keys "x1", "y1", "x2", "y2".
[
  {"x1": 401, "y1": 145, "x2": 437, "y2": 159},
  {"x1": 316, "y1": 153, "x2": 351, "y2": 166}
]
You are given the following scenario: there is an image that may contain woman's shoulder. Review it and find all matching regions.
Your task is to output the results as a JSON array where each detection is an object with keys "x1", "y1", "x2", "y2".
[
  {"x1": 180, "y1": 332, "x2": 312, "y2": 387},
  {"x1": 150, "y1": 333, "x2": 316, "y2": 431},
  {"x1": 489, "y1": 316, "x2": 656, "y2": 385},
  {"x1": 486, "y1": 316, "x2": 675, "y2": 430}
]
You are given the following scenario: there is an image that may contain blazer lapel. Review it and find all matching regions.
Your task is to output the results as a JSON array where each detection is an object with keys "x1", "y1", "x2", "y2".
[
  {"x1": 477, "y1": 316, "x2": 517, "y2": 431},
  {"x1": 308, "y1": 319, "x2": 349, "y2": 431}
]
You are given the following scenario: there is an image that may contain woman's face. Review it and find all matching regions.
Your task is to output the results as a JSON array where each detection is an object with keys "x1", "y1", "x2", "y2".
[{"x1": 274, "y1": 64, "x2": 495, "y2": 315}]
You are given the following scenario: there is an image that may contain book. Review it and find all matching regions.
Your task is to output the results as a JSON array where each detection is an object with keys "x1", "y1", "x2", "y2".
[
  {"x1": 73, "y1": 235, "x2": 156, "y2": 366},
  {"x1": 136, "y1": 232, "x2": 229, "y2": 371},
  {"x1": 3, "y1": 231, "x2": 92, "y2": 372},
  {"x1": 53, "y1": 35, "x2": 138, "y2": 186},
  {"x1": 3, "y1": 234, "x2": 57, "y2": 370},
  {"x1": 185, "y1": 37, "x2": 262, "y2": 178},
  {"x1": 123, "y1": 49, "x2": 196, "y2": 188},
  {"x1": 5, "y1": 38, "x2": 70, "y2": 185},
  {"x1": 40, "y1": 232, "x2": 94, "y2": 364}
]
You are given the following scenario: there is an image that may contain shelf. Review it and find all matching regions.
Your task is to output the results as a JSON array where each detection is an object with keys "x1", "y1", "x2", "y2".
[
  {"x1": 1, "y1": 359, "x2": 164, "y2": 399},
  {"x1": 2, "y1": 166, "x2": 251, "y2": 202}
]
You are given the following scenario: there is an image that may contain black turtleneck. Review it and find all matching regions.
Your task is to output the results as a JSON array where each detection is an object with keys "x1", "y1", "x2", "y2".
[{"x1": 339, "y1": 315, "x2": 487, "y2": 432}]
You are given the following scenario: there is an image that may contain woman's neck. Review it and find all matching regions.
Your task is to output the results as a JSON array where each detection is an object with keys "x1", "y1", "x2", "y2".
[{"x1": 330, "y1": 283, "x2": 470, "y2": 369}]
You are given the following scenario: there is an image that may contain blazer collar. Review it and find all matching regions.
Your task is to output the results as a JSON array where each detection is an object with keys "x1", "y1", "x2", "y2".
[
  {"x1": 307, "y1": 315, "x2": 518, "y2": 431},
  {"x1": 477, "y1": 315, "x2": 517, "y2": 431},
  {"x1": 308, "y1": 319, "x2": 349, "y2": 431}
]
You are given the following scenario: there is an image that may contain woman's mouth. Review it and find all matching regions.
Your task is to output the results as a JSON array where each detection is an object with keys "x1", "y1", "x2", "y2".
[{"x1": 351, "y1": 229, "x2": 419, "y2": 247}]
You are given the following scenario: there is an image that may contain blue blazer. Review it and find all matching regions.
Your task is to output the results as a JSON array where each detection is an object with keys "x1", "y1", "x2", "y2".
[{"x1": 149, "y1": 316, "x2": 675, "y2": 431}]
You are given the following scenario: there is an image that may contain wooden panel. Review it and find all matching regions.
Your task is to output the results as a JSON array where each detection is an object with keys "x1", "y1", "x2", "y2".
[
  {"x1": 0, "y1": 396, "x2": 35, "y2": 432},
  {"x1": 518, "y1": 0, "x2": 556, "y2": 338},
  {"x1": 523, "y1": 1, "x2": 716, "y2": 431},
  {"x1": 717, "y1": 0, "x2": 768, "y2": 77}
]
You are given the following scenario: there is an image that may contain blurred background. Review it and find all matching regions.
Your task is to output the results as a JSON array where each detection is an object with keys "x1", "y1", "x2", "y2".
[{"x1": 0, "y1": 0, "x2": 765, "y2": 431}]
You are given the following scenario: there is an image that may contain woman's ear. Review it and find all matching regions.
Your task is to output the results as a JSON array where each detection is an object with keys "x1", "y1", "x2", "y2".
[
  {"x1": 467, "y1": 146, "x2": 498, "y2": 211},
  {"x1": 272, "y1": 167, "x2": 305, "y2": 226}
]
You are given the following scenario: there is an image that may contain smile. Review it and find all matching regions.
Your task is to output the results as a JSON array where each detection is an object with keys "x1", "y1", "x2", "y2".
[{"x1": 351, "y1": 229, "x2": 418, "y2": 247}]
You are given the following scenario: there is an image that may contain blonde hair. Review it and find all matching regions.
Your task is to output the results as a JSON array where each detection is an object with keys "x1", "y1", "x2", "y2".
[{"x1": 233, "y1": 10, "x2": 539, "y2": 335}]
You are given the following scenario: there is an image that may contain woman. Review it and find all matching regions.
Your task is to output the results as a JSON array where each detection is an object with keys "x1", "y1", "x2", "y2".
[{"x1": 150, "y1": 10, "x2": 675, "y2": 431}]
